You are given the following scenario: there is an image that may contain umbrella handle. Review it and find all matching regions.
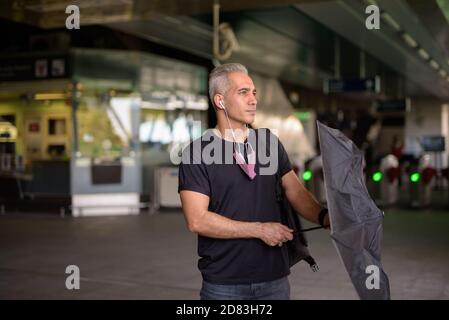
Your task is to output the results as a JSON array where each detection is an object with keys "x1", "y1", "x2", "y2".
[{"x1": 296, "y1": 226, "x2": 325, "y2": 233}]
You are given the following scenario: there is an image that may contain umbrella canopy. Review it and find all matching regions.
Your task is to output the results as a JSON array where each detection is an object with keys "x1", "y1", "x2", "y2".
[{"x1": 317, "y1": 121, "x2": 390, "y2": 300}]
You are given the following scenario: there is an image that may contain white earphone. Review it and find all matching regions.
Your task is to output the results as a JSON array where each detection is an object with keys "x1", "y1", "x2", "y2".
[{"x1": 219, "y1": 101, "x2": 226, "y2": 109}]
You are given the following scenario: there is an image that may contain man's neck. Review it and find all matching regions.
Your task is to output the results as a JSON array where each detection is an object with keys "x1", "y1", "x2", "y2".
[{"x1": 216, "y1": 121, "x2": 248, "y2": 143}]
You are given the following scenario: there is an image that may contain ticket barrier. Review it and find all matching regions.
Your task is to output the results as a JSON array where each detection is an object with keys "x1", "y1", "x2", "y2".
[
  {"x1": 379, "y1": 155, "x2": 400, "y2": 207},
  {"x1": 408, "y1": 156, "x2": 437, "y2": 208},
  {"x1": 303, "y1": 156, "x2": 326, "y2": 205}
]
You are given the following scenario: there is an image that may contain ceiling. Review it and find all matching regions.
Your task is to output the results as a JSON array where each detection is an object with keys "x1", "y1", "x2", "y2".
[
  {"x1": 1, "y1": 0, "x2": 449, "y2": 100},
  {"x1": 406, "y1": 0, "x2": 449, "y2": 60},
  {"x1": 295, "y1": 0, "x2": 449, "y2": 100},
  {"x1": 0, "y1": 0, "x2": 326, "y2": 28}
]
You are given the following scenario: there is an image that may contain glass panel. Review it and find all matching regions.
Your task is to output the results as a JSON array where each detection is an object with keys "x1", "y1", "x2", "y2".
[
  {"x1": 77, "y1": 94, "x2": 135, "y2": 159},
  {"x1": 139, "y1": 109, "x2": 203, "y2": 146},
  {"x1": 48, "y1": 118, "x2": 66, "y2": 135}
]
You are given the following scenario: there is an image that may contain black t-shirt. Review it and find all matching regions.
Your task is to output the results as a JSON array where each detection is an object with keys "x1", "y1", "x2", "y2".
[{"x1": 178, "y1": 128, "x2": 293, "y2": 285}]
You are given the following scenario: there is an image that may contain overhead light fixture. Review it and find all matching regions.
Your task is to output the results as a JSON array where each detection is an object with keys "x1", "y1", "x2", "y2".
[
  {"x1": 365, "y1": 0, "x2": 378, "y2": 6},
  {"x1": 430, "y1": 59, "x2": 440, "y2": 70},
  {"x1": 401, "y1": 33, "x2": 418, "y2": 48},
  {"x1": 163, "y1": 16, "x2": 181, "y2": 25},
  {"x1": 439, "y1": 69, "x2": 447, "y2": 77},
  {"x1": 381, "y1": 13, "x2": 401, "y2": 31},
  {"x1": 418, "y1": 48, "x2": 430, "y2": 60},
  {"x1": 33, "y1": 92, "x2": 66, "y2": 100}
]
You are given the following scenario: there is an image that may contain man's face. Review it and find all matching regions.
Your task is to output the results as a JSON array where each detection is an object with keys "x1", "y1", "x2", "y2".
[{"x1": 223, "y1": 72, "x2": 257, "y2": 125}]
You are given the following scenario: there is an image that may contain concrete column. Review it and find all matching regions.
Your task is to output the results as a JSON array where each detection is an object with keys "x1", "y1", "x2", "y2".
[{"x1": 405, "y1": 98, "x2": 449, "y2": 168}]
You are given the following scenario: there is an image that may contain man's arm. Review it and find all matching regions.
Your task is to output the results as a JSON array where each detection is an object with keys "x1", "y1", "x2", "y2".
[
  {"x1": 180, "y1": 190, "x2": 293, "y2": 246},
  {"x1": 282, "y1": 170, "x2": 330, "y2": 226}
]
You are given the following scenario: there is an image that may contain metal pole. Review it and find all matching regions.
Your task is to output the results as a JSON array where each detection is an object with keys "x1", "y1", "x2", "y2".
[
  {"x1": 213, "y1": 1, "x2": 220, "y2": 60},
  {"x1": 71, "y1": 81, "x2": 79, "y2": 155},
  {"x1": 334, "y1": 36, "x2": 341, "y2": 79},
  {"x1": 360, "y1": 50, "x2": 366, "y2": 78}
]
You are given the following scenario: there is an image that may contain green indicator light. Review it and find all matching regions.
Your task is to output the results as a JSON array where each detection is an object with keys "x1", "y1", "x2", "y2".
[
  {"x1": 410, "y1": 172, "x2": 421, "y2": 183},
  {"x1": 372, "y1": 171, "x2": 383, "y2": 183},
  {"x1": 303, "y1": 170, "x2": 313, "y2": 181},
  {"x1": 294, "y1": 111, "x2": 311, "y2": 121}
]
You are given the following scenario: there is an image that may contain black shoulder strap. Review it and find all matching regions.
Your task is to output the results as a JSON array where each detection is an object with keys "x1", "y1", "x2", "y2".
[{"x1": 258, "y1": 128, "x2": 319, "y2": 271}]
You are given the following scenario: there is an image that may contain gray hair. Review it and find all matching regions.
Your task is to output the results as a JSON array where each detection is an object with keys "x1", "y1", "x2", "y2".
[{"x1": 208, "y1": 63, "x2": 248, "y2": 105}]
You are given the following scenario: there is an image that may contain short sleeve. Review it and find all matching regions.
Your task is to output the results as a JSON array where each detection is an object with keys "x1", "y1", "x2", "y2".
[
  {"x1": 278, "y1": 139, "x2": 293, "y2": 177},
  {"x1": 258, "y1": 128, "x2": 293, "y2": 177},
  {"x1": 266, "y1": 131, "x2": 292, "y2": 177},
  {"x1": 178, "y1": 143, "x2": 211, "y2": 197}
]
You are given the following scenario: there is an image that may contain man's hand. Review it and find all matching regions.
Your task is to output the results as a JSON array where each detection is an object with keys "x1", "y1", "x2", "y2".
[
  {"x1": 256, "y1": 222, "x2": 294, "y2": 247},
  {"x1": 318, "y1": 208, "x2": 331, "y2": 230},
  {"x1": 323, "y1": 213, "x2": 331, "y2": 230},
  {"x1": 180, "y1": 190, "x2": 293, "y2": 241}
]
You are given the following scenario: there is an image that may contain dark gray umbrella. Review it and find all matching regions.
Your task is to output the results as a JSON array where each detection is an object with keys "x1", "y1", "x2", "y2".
[{"x1": 317, "y1": 121, "x2": 390, "y2": 300}]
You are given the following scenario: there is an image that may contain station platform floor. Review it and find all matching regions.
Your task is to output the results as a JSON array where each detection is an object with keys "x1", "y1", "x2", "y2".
[{"x1": 1, "y1": 207, "x2": 448, "y2": 300}]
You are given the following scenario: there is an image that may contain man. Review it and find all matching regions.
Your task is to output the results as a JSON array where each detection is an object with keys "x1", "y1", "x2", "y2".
[{"x1": 178, "y1": 63, "x2": 329, "y2": 300}]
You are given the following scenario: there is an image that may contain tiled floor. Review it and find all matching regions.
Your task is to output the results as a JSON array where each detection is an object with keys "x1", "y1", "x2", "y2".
[{"x1": 1, "y1": 208, "x2": 448, "y2": 300}]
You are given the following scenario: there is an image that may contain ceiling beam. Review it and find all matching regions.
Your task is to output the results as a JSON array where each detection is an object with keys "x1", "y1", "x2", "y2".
[{"x1": 0, "y1": 0, "x2": 332, "y2": 29}]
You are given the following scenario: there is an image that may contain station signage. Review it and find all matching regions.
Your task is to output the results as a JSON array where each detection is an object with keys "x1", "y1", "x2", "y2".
[
  {"x1": 324, "y1": 76, "x2": 380, "y2": 94},
  {"x1": 376, "y1": 98, "x2": 410, "y2": 113},
  {"x1": 0, "y1": 53, "x2": 69, "y2": 81}
]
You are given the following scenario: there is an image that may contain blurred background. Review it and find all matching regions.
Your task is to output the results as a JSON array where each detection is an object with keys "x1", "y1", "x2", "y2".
[{"x1": 0, "y1": 0, "x2": 448, "y2": 300}]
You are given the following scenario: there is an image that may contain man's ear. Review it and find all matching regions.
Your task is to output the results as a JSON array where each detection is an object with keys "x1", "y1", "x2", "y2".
[{"x1": 214, "y1": 95, "x2": 225, "y2": 110}]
